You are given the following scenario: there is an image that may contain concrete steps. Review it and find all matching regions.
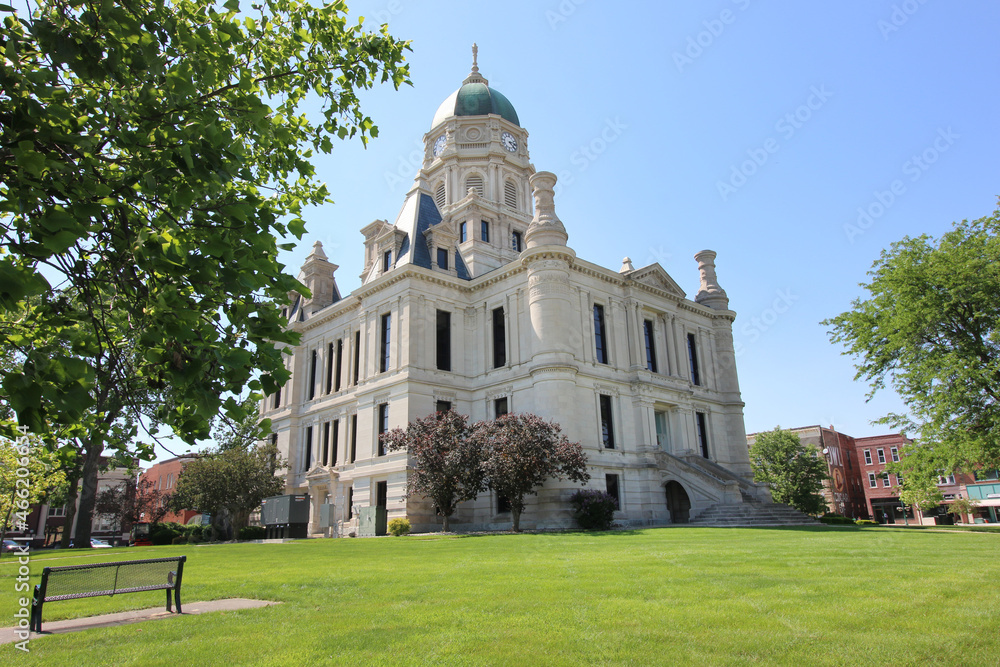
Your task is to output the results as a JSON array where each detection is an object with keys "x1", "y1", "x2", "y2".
[{"x1": 689, "y1": 502, "x2": 821, "y2": 527}]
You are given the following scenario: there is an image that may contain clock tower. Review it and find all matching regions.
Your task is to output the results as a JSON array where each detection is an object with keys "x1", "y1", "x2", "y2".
[{"x1": 361, "y1": 46, "x2": 535, "y2": 283}]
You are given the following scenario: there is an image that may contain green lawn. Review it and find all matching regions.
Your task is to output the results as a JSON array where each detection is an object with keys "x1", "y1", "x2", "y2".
[{"x1": 2, "y1": 526, "x2": 998, "y2": 665}]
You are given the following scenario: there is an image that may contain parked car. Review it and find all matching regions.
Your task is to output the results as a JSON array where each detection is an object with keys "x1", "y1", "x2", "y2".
[
  {"x1": 2, "y1": 539, "x2": 24, "y2": 553},
  {"x1": 64, "y1": 538, "x2": 115, "y2": 549}
]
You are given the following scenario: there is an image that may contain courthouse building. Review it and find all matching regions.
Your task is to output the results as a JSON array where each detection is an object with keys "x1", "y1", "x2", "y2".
[{"x1": 261, "y1": 53, "x2": 769, "y2": 534}]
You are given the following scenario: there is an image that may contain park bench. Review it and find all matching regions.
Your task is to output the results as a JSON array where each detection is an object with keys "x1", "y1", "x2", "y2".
[{"x1": 31, "y1": 555, "x2": 186, "y2": 632}]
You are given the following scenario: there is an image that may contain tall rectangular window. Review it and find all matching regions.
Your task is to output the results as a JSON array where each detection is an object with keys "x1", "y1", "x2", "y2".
[
  {"x1": 492, "y1": 306, "x2": 507, "y2": 368},
  {"x1": 654, "y1": 411, "x2": 669, "y2": 449},
  {"x1": 380, "y1": 312, "x2": 391, "y2": 373},
  {"x1": 696, "y1": 411, "x2": 709, "y2": 458},
  {"x1": 322, "y1": 421, "x2": 330, "y2": 466},
  {"x1": 273, "y1": 385, "x2": 281, "y2": 410},
  {"x1": 864, "y1": 449, "x2": 872, "y2": 465},
  {"x1": 594, "y1": 304, "x2": 608, "y2": 364},
  {"x1": 481, "y1": 220, "x2": 490, "y2": 242},
  {"x1": 350, "y1": 414, "x2": 357, "y2": 463},
  {"x1": 377, "y1": 403, "x2": 389, "y2": 456},
  {"x1": 436, "y1": 310, "x2": 451, "y2": 371},
  {"x1": 308, "y1": 349, "x2": 317, "y2": 400},
  {"x1": 353, "y1": 331, "x2": 361, "y2": 385},
  {"x1": 437, "y1": 247, "x2": 449, "y2": 270},
  {"x1": 331, "y1": 419, "x2": 340, "y2": 466},
  {"x1": 303, "y1": 426, "x2": 313, "y2": 471},
  {"x1": 877, "y1": 449, "x2": 886, "y2": 464},
  {"x1": 882, "y1": 473, "x2": 890, "y2": 487},
  {"x1": 382, "y1": 249, "x2": 392, "y2": 272},
  {"x1": 512, "y1": 231, "x2": 523, "y2": 252},
  {"x1": 325, "y1": 342, "x2": 334, "y2": 394},
  {"x1": 868, "y1": 472, "x2": 877, "y2": 488},
  {"x1": 605, "y1": 474, "x2": 621, "y2": 509},
  {"x1": 334, "y1": 339, "x2": 343, "y2": 392},
  {"x1": 599, "y1": 394, "x2": 615, "y2": 449},
  {"x1": 436, "y1": 400, "x2": 452, "y2": 414},
  {"x1": 890, "y1": 447, "x2": 899, "y2": 462},
  {"x1": 347, "y1": 487, "x2": 353, "y2": 519},
  {"x1": 376, "y1": 481, "x2": 388, "y2": 508},
  {"x1": 687, "y1": 333, "x2": 701, "y2": 386},
  {"x1": 643, "y1": 319, "x2": 658, "y2": 372},
  {"x1": 459, "y1": 221, "x2": 467, "y2": 243},
  {"x1": 494, "y1": 396, "x2": 509, "y2": 417}
]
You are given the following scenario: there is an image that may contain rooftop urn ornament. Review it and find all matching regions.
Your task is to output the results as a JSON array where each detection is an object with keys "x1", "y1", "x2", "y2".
[
  {"x1": 525, "y1": 172, "x2": 568, "y2": 248},
  {"x1": 694, "y1": 249, "x2": 729, "y2": 310},
  {"x1": 620, "y1": 257, "x2": 634, "y2": 273}
]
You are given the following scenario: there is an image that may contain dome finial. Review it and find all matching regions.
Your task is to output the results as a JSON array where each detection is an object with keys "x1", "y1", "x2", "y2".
[{"x1": 463, "y1": 43, "x2": 488, "y2": 85}]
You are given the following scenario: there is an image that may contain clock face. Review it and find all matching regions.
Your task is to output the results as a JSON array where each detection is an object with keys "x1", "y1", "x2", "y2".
[
  {"x1": 501, "y1": 131, "x2": 517, "y2": 153},
  {"x1": 433, "y1": 135, "x2": 447, "y2": 157}
]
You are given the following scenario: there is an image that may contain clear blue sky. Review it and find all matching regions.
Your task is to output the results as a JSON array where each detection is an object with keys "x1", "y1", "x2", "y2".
[
  {"x1": 158, "y1": 1, "x2": 1000, "y2": 459},
  {"x1": 279, "y1": 0, "x2": 998, "y2": 442}
]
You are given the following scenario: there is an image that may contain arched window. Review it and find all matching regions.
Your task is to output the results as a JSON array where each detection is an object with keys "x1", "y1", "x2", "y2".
[
  {"x1": 434, "y1": 182, "x2": 446, "y2": 209},
  {"x1": 465, "y1": 174, "x2": 484, "y2": 198},
  {"x1": 504, "y1": 179, "x2": 518, "y2": 209}
]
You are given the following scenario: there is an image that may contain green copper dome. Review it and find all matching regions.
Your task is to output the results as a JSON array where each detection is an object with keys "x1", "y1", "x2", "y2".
[
  {"x1": 431, "y1": 83, "x2": 520, "y2": 129},
  {"x1": 430, "y1": 48, "x2": 519, "y2": 129}
]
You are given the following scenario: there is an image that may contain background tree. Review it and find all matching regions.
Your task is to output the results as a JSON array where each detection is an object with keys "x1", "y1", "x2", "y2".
[
  {"x1": 473, "y1": 413, "x2": 589, "y2": 532},
  {"x1": 824, "y1": 205, "x2": 1000, "y2": 479},
  {"x1": 748, "y1": 427, "x2": 828, "y2": 515},
  {"x1": 946, "y1": 496, "x2": 979, "y2": 524},
  {"x1": 169, "y1": 443, "x2": 285, "y2": 537},
  {"x1": 94, "y1": 476, "x2": 170, "y2": 539},
  {"x1": 381, "y1": 409, "x2": 485, "y2": 532},
  {"x1": 1, "y1": 0, "x2": 408, "y2": 545},
  {"x1": 0, "y1": 429, "x2": 67, "y2": 555}
]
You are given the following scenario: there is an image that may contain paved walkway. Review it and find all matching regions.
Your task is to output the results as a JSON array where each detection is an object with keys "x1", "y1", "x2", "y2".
[{"x1": 1, "y1": 598, "x2": 278, "y2": 645}]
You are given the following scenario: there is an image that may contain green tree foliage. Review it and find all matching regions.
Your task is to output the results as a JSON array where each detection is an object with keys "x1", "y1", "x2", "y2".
[
  {"x1": 0, "y1": 0, "x2": 410, "y2": 445},
  {"x1": 473, "y1": 414, "x2": 590, "y2": 532},
  {"x1": 381, "y1": 409, "x2": 486, "y2": 532},
  {"x1": 748, "y1": 427, "x2": 828, "y2": 515},
  {"x1": 0, "y1": 429, "x2": 67, "y2": 551},
  {"x1": 169, "y1": 443, "x2": 285, "y2": 535},
  {"x1": 824, "y1": 206, "x2": 1000, "y2": 476}
]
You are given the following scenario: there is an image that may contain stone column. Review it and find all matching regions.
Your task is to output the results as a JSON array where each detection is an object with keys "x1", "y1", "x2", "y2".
[{"x1": 521, "y1": 172, "x2": 580, "y2": 432}]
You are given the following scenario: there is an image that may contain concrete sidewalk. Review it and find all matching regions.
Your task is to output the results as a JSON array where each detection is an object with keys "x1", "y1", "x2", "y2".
[{"x1": 1, "y1": 598, "x2": 278, "y2": 645}]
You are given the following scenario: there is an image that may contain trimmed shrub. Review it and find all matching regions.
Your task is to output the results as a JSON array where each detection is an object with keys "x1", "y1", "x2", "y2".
[
  {"x1": 818, "y1": 514, "x2": 855, "y2": 525},
  {"x1": 171, "y1": 535, "x2": 187, "y2": 545},
  {"x1": 150, "y1": 525, "x2": 182, "y2": 545},
  {"x1": 570, "y1": 490, "x2": 618, "y2": 530},
  {"x1": 238, "y1": 526, "x2": 266, "y2": 541},
  {"x1": 387, "y1": 518, "x2": 410, "y2": 537}
]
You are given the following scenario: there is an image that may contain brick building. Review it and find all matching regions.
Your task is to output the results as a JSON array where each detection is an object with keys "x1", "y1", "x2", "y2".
[{"x1": 139, "y1": 454, "x2": 200, "y2": 525}]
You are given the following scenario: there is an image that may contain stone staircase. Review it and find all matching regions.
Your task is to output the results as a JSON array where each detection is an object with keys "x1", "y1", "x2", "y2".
[{"x1": 689, "y1": 500, "x2": 821, "y2": 527}]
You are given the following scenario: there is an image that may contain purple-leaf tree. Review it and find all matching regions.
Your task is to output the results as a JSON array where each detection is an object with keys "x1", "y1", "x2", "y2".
[
  {"x1": 381, "y1": 409, "x2": 486, "y2": 532},
  {"x1": 473, "y1": 413, "x2": 590, "y2": 532}
]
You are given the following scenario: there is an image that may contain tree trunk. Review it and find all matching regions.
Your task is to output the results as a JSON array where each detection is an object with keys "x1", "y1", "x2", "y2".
[
  {"x1": 60, "y1": 473, "x2": 80, "y2": 549},
  {"x1": 511, "y1": 507, "x2": 521, "y2": 532},
  {"x1": 73, "y1": 439, "x2": 104, "y2": 548},
  {"x1": 442, "y1": 513, "x2": 450, "y2": 532}
]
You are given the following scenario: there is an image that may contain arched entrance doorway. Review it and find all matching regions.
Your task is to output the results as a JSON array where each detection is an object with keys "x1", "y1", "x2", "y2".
[{"x1": 665, "y1": 481, "x2": 691, "y2": 524}]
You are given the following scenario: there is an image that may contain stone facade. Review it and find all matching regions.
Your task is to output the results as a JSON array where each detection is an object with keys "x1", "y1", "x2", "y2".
[{"x1": 262, "y1": 54, "x2": 767, "y2": 535}]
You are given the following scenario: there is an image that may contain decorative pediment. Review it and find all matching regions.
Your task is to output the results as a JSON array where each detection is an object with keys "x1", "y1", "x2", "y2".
[{"x1": 628, "y1": 264, "x2": 686, "y2": 298}]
